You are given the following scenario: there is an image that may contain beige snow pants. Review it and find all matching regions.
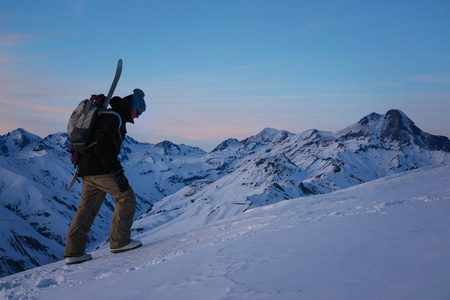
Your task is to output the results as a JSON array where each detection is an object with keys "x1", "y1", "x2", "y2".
[{"x1": 64, "y1": 174, "x2": 136, "y2": 257}]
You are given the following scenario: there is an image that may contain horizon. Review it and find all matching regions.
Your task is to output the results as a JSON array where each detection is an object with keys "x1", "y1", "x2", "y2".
[
  {"x1": 1, "y1": 1, "x2": 449, "y2": 151},
  {"x1": 3, "y1": 108, "x2": 448, "y2": 152}
]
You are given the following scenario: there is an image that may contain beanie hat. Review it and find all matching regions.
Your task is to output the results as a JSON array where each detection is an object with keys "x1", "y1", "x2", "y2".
[{"x1": 131, "y1": 88, "x2": 146, "y2": 112}]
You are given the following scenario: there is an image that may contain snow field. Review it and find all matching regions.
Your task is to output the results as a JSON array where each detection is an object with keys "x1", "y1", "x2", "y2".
[{"x1": 1, "y1": 165, "x2": 449, "y2": 299}]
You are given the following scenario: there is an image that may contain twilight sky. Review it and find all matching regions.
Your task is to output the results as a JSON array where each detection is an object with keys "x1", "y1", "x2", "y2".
[{"x1": 1, "y1": 0, "x2": 449, "y2": 151}]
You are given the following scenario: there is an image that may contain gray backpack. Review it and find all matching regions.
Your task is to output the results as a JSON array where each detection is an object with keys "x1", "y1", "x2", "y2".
[{"x1": 67, "y1": 94, "x2": 122, "y2": 164}]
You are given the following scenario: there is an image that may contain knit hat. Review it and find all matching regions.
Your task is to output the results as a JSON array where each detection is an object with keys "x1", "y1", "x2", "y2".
[{"x1": 131, "y1": 89, "x2": 146, "y2": 112}]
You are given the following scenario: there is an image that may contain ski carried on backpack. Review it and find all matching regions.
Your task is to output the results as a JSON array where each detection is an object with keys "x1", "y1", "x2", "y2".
[
  {"x1": 104, "y1": 59, "x2": 122, "y2": 109},
  {"x1": 61, "y1": 59, "x2": 123, "y2": 200}
]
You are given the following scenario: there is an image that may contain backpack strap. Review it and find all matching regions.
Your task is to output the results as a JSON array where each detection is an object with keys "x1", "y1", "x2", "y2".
[
  {"x1": 86, "y1": 110, "x2": 123, "y2": 149},
  {"x1": 99, "y1": 110, "x2": 123, "y2": 142}
]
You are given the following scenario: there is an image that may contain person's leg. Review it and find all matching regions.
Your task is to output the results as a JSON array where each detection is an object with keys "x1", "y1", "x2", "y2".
[
  {"x1": 81, "y1": 174, "x2": 137, "y2": 250},
  {"x1": 64, "y1": 177, "x2": 106, "y2": 257},
  {"x1": 108, "y1": 181, "x2": 137, "y2": 249}
]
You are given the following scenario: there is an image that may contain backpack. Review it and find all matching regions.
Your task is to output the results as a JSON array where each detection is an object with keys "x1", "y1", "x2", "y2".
[
  {"x1": 61, "y1": 94, "x2": 123, "y2": 200},
  {"x1": 67, "y1": 94, "x2": 122, "y2": 165}
]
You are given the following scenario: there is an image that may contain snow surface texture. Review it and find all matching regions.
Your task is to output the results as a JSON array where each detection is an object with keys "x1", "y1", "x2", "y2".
[
  {"x1": 0, "y1": 109, "x2": 450, "y2": 279},
  {"x1": 1, "y1": 165, "x2": 449, "y2": 300}
]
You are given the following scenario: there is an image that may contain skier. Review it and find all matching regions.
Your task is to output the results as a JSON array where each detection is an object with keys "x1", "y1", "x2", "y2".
[{"x1": 64, "y1": 89, "x2": 146, "y2": 265}]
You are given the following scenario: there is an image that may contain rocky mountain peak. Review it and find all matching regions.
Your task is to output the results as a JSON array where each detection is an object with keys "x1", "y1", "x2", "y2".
[
  {"x1": 0, "y1": 128, "x2": 42, "y2": 156},
  {"x1": 211, "y1": 138, "x2": 242, "y2": 153},
  {"x1": 154, "y1": 140, "x2": 206, "y2": 156},
  {"x1": 155, "y1": 140, "x2": 181, "y2": 155},
  {"x1": 242, "y1": 128, "x2": 293, "y2": 148},
  {"x1": 332, "y1": 109, "x2": 450, "y2": 153},
  {"x1": 382, "y1": 109, "x2": 422, "y2": 144}
]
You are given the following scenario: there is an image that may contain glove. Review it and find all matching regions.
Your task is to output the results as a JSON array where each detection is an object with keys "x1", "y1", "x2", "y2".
[{"x1": 112, "y1": 169, "x2": 130, "y2": 192}]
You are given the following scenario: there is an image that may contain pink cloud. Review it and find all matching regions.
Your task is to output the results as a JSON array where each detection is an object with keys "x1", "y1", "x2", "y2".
[{"x1": 408, "y1": 74, "x2": 450, "y2": 84}]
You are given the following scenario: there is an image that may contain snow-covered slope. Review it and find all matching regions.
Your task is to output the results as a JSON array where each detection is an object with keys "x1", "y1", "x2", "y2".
[
  {"x1": 1, "y1": 164, "x2": 449, "y2": 300},
  {"x1": 0, "y1": 109, "x2": 449, "y2": 278}
]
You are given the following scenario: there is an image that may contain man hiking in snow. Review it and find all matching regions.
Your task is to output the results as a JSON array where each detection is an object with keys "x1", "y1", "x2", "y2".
[{"x1": 64, "y1": 89, "x2": 146, "y2": 265}]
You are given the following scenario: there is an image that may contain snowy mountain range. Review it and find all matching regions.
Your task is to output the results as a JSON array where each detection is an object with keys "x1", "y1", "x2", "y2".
[{"x1": 0, "y1": 109, "x2": 449, "y2": 278}]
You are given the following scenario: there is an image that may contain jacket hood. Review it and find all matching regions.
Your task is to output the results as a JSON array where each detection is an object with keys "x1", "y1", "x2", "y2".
[{"x1": 110, "y1": 95, "x2": 134, "y2": 124}]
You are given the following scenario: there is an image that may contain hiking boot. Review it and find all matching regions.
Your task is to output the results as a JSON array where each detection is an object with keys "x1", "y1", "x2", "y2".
[
  {"x1": 111, "y1": 240, "x2": 142, "y2": 254},
  {"x1": 65, "y1": 253, "x2": 92, "y2": 265}
]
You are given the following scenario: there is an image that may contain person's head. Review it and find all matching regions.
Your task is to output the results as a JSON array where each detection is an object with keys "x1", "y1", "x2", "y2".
[{"x1": 130, "y1": 88, "x2": 146, "y2": 120}]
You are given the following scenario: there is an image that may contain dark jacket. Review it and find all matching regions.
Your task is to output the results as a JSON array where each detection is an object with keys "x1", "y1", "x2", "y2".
[{"x1": 78, "y1": 95, "x2": 133, "y2": 177}]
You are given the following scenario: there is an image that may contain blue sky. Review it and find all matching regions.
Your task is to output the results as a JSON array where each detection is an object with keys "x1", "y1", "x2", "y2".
[{"x1": 1, "y1": 0, "x2": 449, "y2": 151}]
